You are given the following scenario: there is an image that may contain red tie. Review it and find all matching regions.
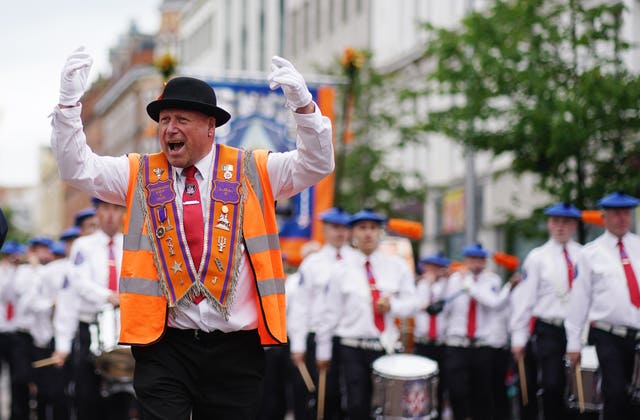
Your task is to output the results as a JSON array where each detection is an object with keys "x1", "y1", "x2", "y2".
[
  {"x1": 467, "y1": 275, "x2": 477, "y2": 338},
  {"x1": 183, "y1": 166, "x2": 205, "y2": 304},
  {"x1": 618, "y1": 239, "x2": 640, "y2": 308},
  {"x1": 428, "y1": 287, "x2": 437, "y2": 340},
  {"x1": 467, "y1": 298, "x2": 477, "y2": 339},
  {"x1": 365, "y1": 260, "x2": 385, "y2": 332},
  {"x1": 563, "y1": 245, "x2": 574, "y2": 289},
  {"x1": 6, "y1": 302, "x2": 13, "y2": 321},
  {"x1": 108, "y1": 239, "x2": 118, "y2": 292},
  {"x1": 336, "y1": 251, "x2": 342, "y2": 260}
]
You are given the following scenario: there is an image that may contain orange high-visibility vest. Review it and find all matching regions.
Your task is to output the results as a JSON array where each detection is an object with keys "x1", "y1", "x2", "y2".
[{"x1": 118, "y1": 147, "x2": 287, "y2": 346}]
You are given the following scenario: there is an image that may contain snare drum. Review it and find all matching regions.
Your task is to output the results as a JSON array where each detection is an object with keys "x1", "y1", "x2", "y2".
[
  {"x1": 565, "y1": 346, "x2": 603, "y2": 412},
  {"x1": 93, "y1": 306, "x2": 136, "y2": 396},
  {"x1": 371, "y1": 353, "x2": 439, "y2": 419}
]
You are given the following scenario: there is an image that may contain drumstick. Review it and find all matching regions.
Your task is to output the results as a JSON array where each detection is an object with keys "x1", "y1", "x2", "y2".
[
  {"x1": 575, "y1": 363, "x2": 585, "y2": 413},
  {"x1": 296, "y1": 362, "x2": 316, "y2": 393},
  {"x1": 517, "y1": 356, "x2": 528, "y2": 406},
  {"x1": 32, "y1": 357, "x2": 57, "y2": 368},
  {"x1": 317, "y1": 368, "x2": 327, "y2": 420}
]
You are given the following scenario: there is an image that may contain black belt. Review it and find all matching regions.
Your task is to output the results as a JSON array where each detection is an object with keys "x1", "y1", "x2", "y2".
[
  {"x1": 165, "y1": 327, "x2": 257, "y2": 345},
  {"x1": 536, "y1": 317, "x2": 564, "y2": 328},
  {"x1": 591, "y1": 321, "x2": 640, "y2": 340}
]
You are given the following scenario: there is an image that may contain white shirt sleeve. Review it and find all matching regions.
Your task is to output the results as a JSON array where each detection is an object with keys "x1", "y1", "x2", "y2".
[
  {"x1": 50, "y1": 105, "x2": 129, "y2": 205},
  {"x1": 565, "y1": 250, "x2": 593, "y2": 353},
  {"x1": 509, "y1": 254, "x2": 539, "y2": 347}
]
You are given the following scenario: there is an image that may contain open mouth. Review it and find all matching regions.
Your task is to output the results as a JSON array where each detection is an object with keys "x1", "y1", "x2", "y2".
[{"x1": 168, "y1": 141, "x2": 185, "y2": 152}]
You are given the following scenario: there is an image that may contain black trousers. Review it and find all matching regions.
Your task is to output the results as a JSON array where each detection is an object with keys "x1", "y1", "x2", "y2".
[
  {"x1": 445, "y1": 346, "x2": 494, "y2": 420},
  {"x1": 132, "y1": 328, "x2": 265, "y2": 420},
  {"x1": 414, "y1": 342, "x2": 446, "y2": 418},
  {"x1": 530, "y1": 320, "x2": 573, "y2": 420},
  {"x1": 589, "y1": 327, "x2": 640, "y2": 420},
  {"x1": 337, "y1": 343, "x2": 384, "y2": 420},
  {"x1": 490, "y1": 347, "x2": 510, "y2": 420},
  {"x1": 10, "y1": 331, "x2": 33, "y2": 420},
  {"x1": 258, "y1": 344, "x2": 291, "y2": 420},
  {"x1": 32, "y1": 340, "x2": 71, "y2": 420},
  {"x1": 73, "y1": 322, "x2": 104, "y2": 420},
  {"x1": 517, "y1": 340, "x2": 539, "y2": 420}
]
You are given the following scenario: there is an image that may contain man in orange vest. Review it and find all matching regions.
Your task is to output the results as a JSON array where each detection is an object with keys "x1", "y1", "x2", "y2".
[{"x1": 51, "y1": 47, "x2": 334, "y2": 419}]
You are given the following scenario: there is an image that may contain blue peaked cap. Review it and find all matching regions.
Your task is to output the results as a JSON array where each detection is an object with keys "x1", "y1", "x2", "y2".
[
  {"x1": 28, "y1": 236, "x2": 54, "y2": 248},
  {"x1": 419, "y1": 253, "x2": 451, "y2": 269},
  {"x1": 597, "y1": 192, "x2": 640, "y2": 209},
  {"x1": 2, "y1": 241, "x2": 27, "y2": 255},
  {"x1": 74, "y1": 207, "x2": 96, "y2": 226},
  {"x1": 319, "y1": 207, "x2": 351, "y2": 226},
  {"x1": 462, "y1": 243, "x2": 489, "y2": 258},
  {"x1": 348, "y1": 209, "x2": 387, "y2": 227},
  {"x1": 59, "y1": 226, "x2": 81, "y2": 241},
  {"x1": 543, "y1": 202, "x2": 581, "y2": 219}
]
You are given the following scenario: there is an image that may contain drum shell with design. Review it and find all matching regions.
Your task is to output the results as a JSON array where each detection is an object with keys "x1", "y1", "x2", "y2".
[
  {"x1": 371, "y1": 353, "x2": 439, "y2": 419},
  {"x1": 565, "y1": 346, "x2": 603, "y2": 412}
]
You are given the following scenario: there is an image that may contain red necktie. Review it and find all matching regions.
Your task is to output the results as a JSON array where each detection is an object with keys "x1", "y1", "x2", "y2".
[
  {"x1": 365, "y1": 260, "x2": 385, "y2": 332},
  {"x1": 6, "y1": 302, "x2": 13, "y2": 321},
  {"x1": 467, "y1": 275, "x2": 477, "y2": 338},
  {"x1": 563, "y1": 245, "x2": 574, "y2": 289},
  {"x1": 336, "y1": 251, "x2": 342, "y2": 260},
  {"x1": 183, "y1": 166, "x2": 205, "y2": 304},
  {"x1": 108, "y1": 239, "x2": 118, "y2": 291},
  {"x1": 428, "y1": 287, "x2": 437, "y2": 340},
  {"x1": 618, "y1": 239, "x2": 640, "y2": 308}
]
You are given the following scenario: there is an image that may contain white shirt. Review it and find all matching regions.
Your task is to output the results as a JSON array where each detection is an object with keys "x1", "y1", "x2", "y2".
[
  {"x1": 565, "y1": 230, "x2": 640, "y2": 352},
  {"x1": 25, "y1": 258, "x2": 72, "y2": 348},
  {"x1": 315, "y1": 249, "x2": 417, "y2": 360},
  {"x1": 0, "y1": 263, "x2": 18, "y2": 333},
  {"x1": 50, "y1": 102, "x2": 333, "y2": 333},
  {"x1": 50, "y1": 258, "x2": 81, "y2": 353},
  {"x1": 414, "y1": 277, "x2": 448, "y2": 340},
  {"x1": 510, "y1": 238, "x2": 582, "y2": 347},
  {"x1": 288, "y1": 244, "x2": 358, "y2": 353},
  {"x1": 68, "y1": 230, "x2": 123, "y2": 324},
  {"x1": 443, "y1": 270, "x2": 511, "y2": 348}
]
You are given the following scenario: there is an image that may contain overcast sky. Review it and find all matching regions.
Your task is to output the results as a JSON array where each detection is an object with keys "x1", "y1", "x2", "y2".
[{"x1": 0, "y1": 0, "x2": 161, "y2": 187}]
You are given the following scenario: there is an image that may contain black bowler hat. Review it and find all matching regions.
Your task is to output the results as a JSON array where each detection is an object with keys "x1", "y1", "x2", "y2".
[{"x1": 146, "y1": 77, "x2": 231, "y2": 127}]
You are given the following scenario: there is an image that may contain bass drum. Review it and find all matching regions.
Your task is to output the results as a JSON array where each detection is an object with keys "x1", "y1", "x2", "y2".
[{"x1": 371, "y1": 353, "x2": 439, "y2": 419}]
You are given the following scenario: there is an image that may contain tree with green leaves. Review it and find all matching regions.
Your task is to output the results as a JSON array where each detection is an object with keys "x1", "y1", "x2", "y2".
[
  {"x1": 321, "y1": 49, "x2": 426, "y2": 219},
  {"x1": 400, "y1": 0, "x2": 640, "y2": 241}
]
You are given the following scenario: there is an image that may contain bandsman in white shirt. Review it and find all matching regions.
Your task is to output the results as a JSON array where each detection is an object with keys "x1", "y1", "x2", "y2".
[
  {"x1": 11, "y1": 236, "x2": 54, "y2": 420},
  {"x1": 413, "y1": 252, "x2": 450, "y2": 419},
  {"x1": 31, "y1": 233, "x2": 80, "y2": 420},
  {"x1": 442, "y1": 243, "x2": 516, "y2": 420},
  {"x1": 55, "y1": 198, "x2": 126, "y2": 420},
  {"x1": 0, "y1": 241, "x2": 26, "y2": 420},
  {"x1": 315, "y1": 209, "x2": 416, "y2": 419},
  {"x1": 288, "y1": 207, "x2": 355, "y2": 420},
  {"x1": 566, "y1": 192, "x2": 640, "y2": 420},
  {"x1": 510, "y1": 202, "x2": 582, "y2": 419}
]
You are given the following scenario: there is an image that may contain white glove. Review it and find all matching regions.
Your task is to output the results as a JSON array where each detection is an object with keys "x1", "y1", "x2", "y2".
[
  {"x1": 59, "y1": 46, "x2": 93, "y2": 106},
  {"x1": 268, "y1": 56, "x2": 312, "y2": 110}
]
